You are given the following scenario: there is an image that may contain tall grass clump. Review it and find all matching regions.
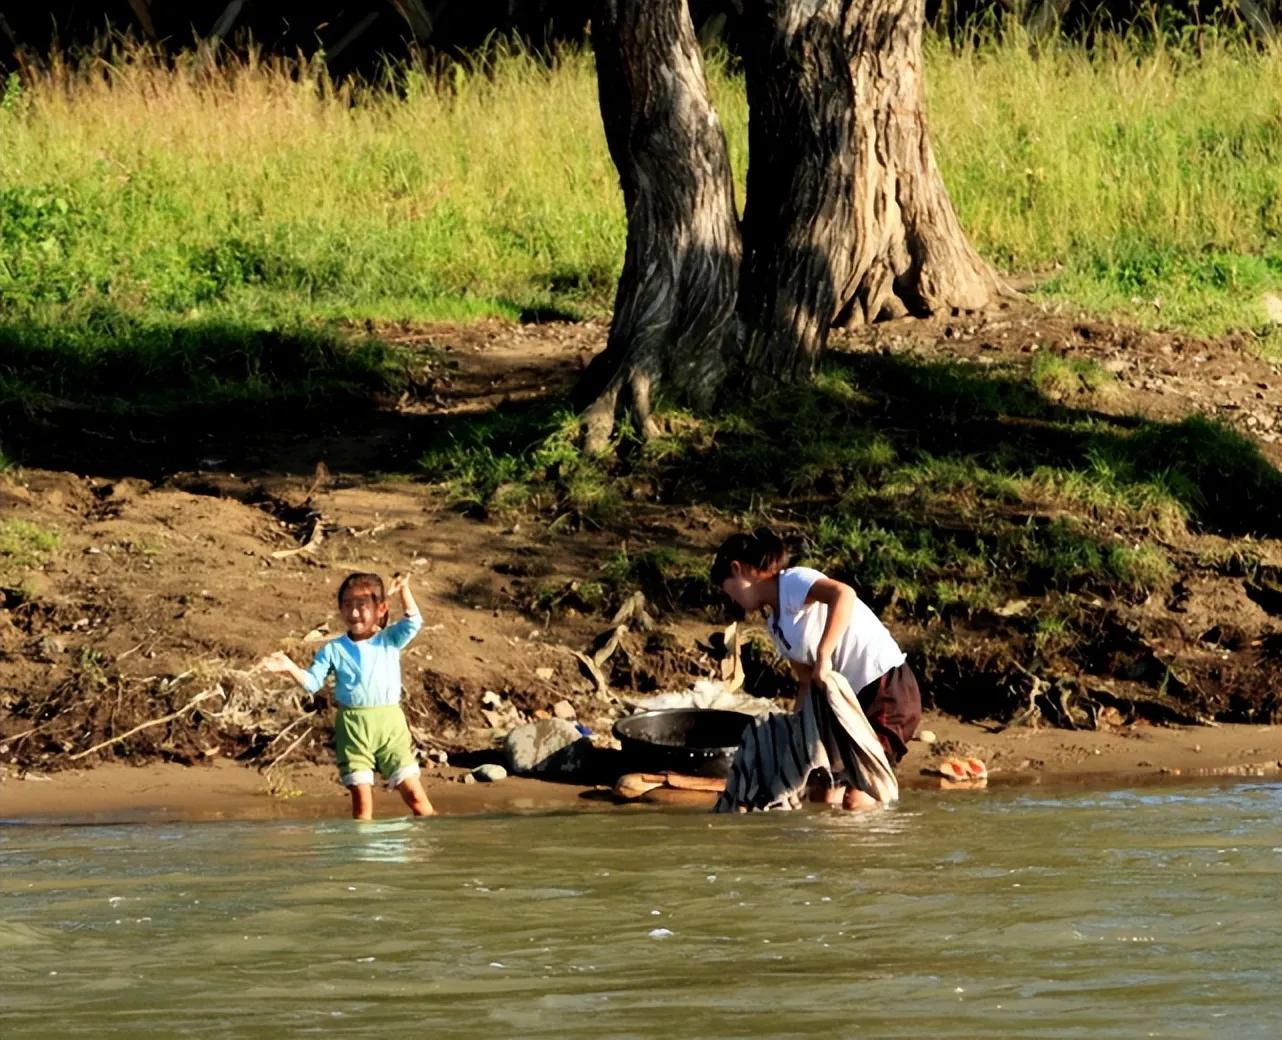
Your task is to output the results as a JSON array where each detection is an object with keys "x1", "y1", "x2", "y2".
[
  {"x1": 0, "y1": 43, "x2": 622, "y2": 330},
  {"x1": 0, "y1": 29, "x2": 1278, "y2": 363},
  {"x1": 929, "y1": 28, "x2": 1282, "y2": 335}
]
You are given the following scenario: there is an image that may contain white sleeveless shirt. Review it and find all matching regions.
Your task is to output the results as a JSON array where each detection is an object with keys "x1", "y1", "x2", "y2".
[{"x1": 765, "y1": 567, "x2": 906, "y2": 693}]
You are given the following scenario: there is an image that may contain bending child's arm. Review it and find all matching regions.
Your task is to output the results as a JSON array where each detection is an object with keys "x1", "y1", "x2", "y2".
[{"x1": 804, "y1": 577, "x2": 856, "y2": 686}]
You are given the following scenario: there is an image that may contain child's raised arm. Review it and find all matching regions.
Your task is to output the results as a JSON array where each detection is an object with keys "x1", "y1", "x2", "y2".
[
  {"x1": 388, "y1": 573, "x2": 421, "y2": 618},
  {"x1": 261, "y1": 650, "x2": 312, "y2": 689}
]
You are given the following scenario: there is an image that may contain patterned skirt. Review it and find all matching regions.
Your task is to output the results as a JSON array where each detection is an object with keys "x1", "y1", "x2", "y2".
[{"x1": 713, "y1": 671, "x2": 900, "y2": 813}]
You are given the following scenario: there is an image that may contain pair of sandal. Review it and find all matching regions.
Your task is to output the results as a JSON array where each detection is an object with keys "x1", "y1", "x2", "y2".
[{"x1": 929, "y1": 756, "x2": 988, "y2": 782}]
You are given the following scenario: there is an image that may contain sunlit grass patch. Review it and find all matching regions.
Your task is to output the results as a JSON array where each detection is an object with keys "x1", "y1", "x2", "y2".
[
  {"x1": 419, "y1": 404, "x2": 622, "y2": 524},
  {"x1": 931, "y1": 30, "x2": 1282, "y2": 336},
  {"x1": 1018, "y1": 517, "x2": 1172, "y2": 594},
  {"x1": 0, "y1": 30, "x2": 1279, "y2": 390},
  {"x1": 1030, "y1": 354, "x2": 1116, "y2": 402},
  {"x1": 807, "y1": 516, "x2": 999, "y2": 613},
  {"x1": 0, "y1": 519, "x2": 60, "y2": 588},
  {"x1": 1033, "y1": 608, "x2": 1074, "y2": 657}
]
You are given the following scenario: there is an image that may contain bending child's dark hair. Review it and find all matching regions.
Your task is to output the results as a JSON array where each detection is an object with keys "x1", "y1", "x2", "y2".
[
  {"x1": 709, "y1": 528, "x2": 787, "y2": 585},
  {"x1": 337, "y1": 571, "x2": 385, "y2": 606}
]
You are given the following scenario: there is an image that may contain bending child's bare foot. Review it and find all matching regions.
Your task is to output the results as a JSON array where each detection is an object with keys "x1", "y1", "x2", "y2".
[
  {"x1": 842, "y1": 787, "x2": 878, "y2": 812},
  {"x1": 807, "y1": 783, "x2": 844, "y2": 806}
]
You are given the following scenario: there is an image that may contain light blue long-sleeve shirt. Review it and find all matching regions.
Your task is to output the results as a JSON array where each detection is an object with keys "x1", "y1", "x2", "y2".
[{"x1": 300, "y1": 613, "x2": 422, "y2": 708}]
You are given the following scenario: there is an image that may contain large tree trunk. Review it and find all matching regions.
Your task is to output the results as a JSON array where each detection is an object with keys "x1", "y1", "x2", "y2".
[
  {"x1": 738, "y1": 0, "x2": 1007, "y2": 384},
  {"x1": 578, "y1": 0, "x2": 741, "y2": 452},
  {"x1": 835, "y1": 0, "x2": 1008, "y2": 326},
  {"x1": 737, "y1": 0, "x2": 860, "y2": 385}
]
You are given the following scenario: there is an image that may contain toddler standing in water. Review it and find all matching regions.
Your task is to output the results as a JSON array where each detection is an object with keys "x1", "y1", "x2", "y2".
[{"x1": 264, "y1": 572, "x2": 436, "y2": 820}]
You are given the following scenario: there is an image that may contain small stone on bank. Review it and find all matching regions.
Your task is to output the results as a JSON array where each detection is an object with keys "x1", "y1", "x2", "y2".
[
  {"x1": 471, "y1": 764, "x2": 508, "y2": 783},
  {"x1": 916, "y1": 729, "x2": 937, "y2": 745}
]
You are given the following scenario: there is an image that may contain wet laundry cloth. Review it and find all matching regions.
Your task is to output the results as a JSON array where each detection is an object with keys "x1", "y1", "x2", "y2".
[{"x1": 714, "y1": 672, "x2": 899, "y2": 813}]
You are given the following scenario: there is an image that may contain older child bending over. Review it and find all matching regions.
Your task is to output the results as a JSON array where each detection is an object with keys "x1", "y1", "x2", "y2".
[{"x1": 264, "y1": 572, "x2": 436, "y2": 820}]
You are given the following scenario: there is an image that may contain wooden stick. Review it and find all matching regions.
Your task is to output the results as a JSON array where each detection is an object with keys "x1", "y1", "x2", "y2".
[
  {"x1": 125, "y1": 0, "x2": 157, "y2": 38},
  {"x1": 1, "y1": 717, "x2": 60, "y2": 748},
  {"x1": 209, "y1": 0, "x2": 247, "y2": 41},
  {"x1": 270, "y1": 519, "x2": 325, "y2": 559},
  {"x1": 325, "y1": 13, "x2": 382, "y2": 66},
  {"x1": 67, "y1": 688, "x2": 223, "y2": 761},
  {"x1": 262, "y1": 711, "x2": 316, "y2": 752},
  {"x1": 389, "y1": 0, "x2": 437, "y2": 40},
  {"x1": 572, "y1": 650, "x2": 611, "y2": 697},
  {"x1": 261, "y1": 726, "x2": 314, "y2": 773}
]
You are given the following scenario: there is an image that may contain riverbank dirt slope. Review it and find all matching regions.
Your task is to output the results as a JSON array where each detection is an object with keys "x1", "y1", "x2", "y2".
[{"x1": 3, "y1": 305, "x2": 1281, "y2": 813}]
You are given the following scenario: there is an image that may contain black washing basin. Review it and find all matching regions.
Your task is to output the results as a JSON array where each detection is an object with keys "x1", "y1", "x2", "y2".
[{"x1": 612, "y1": 708, "x2": 754, "y2": 778}]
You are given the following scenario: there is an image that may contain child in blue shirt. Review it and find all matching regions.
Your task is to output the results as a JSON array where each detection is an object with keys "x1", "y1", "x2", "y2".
[{"x1": 264, "y1": 572, "x2": 436, "y2": 820}]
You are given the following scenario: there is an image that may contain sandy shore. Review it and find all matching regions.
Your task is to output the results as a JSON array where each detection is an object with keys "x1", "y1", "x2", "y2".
[{"x1": 4, "y1": 711, "x2": 1280, "y2": 825}]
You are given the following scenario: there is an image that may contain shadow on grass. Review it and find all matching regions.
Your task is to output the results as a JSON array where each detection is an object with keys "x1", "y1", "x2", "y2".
[
  {"x1": 0, "y1": 312, "x2": 432, "y2": 477},
  {"x1": 831, "y1": 353, "x2": 1282, "y2": 540},
  {"x1": 420, "y1": 347, "x2": 1282, "y2": 620}
]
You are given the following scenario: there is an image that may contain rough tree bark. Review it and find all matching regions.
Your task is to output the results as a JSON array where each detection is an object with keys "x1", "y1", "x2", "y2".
[
  {"x1": 738, "y1": 0, "x2": 1007, "y2": 385},
  {"x1": 584, "y1": 0, "x2": 1006, "y2": 426},
  {"x1": 737, "y1": 0, "x2": 860, "y2": 385},
  {"x1": 834, "y1": 0, "x2": 1008, "y2": 326},
  {"x1": 578, "y1": 0, "x2": 741, "y2": 453}
]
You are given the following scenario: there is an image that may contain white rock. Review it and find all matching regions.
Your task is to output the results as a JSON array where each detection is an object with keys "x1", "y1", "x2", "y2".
[
  {"x1": 503, "y1": 719, "x2": 591, "y2": 779},
  {"x1": 471, "y1": 764, "x2": 508, "y2": 783}
]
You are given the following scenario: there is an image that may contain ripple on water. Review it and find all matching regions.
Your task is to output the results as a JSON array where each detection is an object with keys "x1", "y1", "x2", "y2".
[{"x1": 1, "y1": 787, "x2": 1281, "y2": 1038}]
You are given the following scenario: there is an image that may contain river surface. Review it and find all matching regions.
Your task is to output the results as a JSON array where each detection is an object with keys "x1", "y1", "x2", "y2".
[{"x1": 3, "y1": 782, "x2": 1281, "y2": 1039}]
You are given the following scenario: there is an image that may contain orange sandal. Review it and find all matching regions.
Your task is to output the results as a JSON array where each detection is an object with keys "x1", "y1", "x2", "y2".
[{"x1": 930, "y1": 755, "x2": 989, "y2": 786}]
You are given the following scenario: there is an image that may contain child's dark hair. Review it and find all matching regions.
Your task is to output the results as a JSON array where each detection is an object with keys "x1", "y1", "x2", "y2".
[
  {"x1": 337, "y1": 571, "x2": 385, "y2": 606},
  {"x1": 709, "y1": 528, "x2": 787, "y2": 585}
]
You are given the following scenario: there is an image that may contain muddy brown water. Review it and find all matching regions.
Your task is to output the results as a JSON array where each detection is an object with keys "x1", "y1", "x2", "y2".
[{"x1": 2, "y1": 781, "x2": 1281, "y2": 1038}]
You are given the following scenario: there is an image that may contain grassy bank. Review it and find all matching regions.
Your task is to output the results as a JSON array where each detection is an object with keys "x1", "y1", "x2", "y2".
[
  {"x1": 421, "y1": 351, "x2": 1281, "y2": 614},
  {"x1": 1, "y1": 32, "x2": 1279, "y2": 410},
  {"x1": 417, "y1": 344, "x2": 1282, "y2": 721}
]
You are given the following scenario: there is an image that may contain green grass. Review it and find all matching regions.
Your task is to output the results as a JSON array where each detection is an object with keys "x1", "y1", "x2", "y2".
[
  {"x1": 420, "y1": 348, "x2": 1282, "y2": 623},
  {"x1": 0, "y1": 46, "x2": 622, "y2": 334},
  {"x1": 0, "y1": 30, "x2": 1279, "y2": 372},
  {"x1": 1029, "y1": 354, "x2": 1116, "y2": 401},
  {"x1": 0, "y1": 519, "x2": 59, "y2": 586},
  {"x1": 929, "y1": 30, "x2": 1282, "y2": 336},
  {"x1": 419, "y1": 403, "x2": 621, "y2": 523},
  {"x1": 599, "y1": 544, "x2": 718, "y2": 611}
]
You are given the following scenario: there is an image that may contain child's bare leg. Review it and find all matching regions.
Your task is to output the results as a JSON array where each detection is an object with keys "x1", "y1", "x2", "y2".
[
  {"x1": 349, "y1": 783, "x2": 374, "y2": 820},
  {"x1": 396, "y1": 776, "x2": 436, "y2": 817}
]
